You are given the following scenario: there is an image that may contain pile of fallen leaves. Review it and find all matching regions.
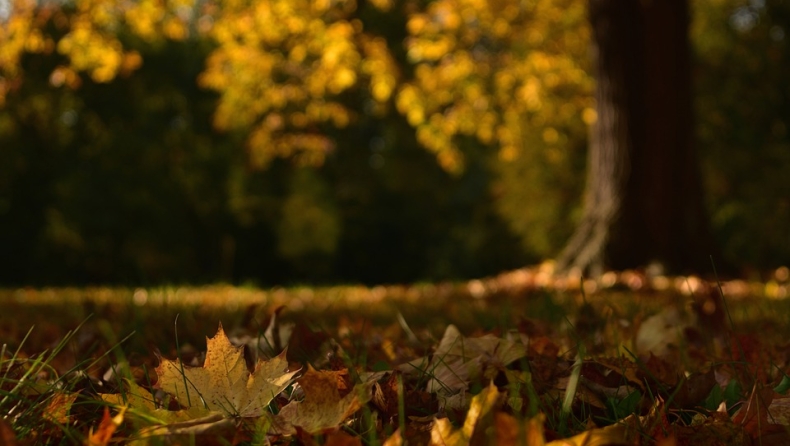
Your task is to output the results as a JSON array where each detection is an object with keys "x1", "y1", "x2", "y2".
[
  {"x1": 2, "y1": 308, "x2": 790, "y2": 445},
  {"x1": 2, "y1": 265, "x2": 790, "y2": 445}
]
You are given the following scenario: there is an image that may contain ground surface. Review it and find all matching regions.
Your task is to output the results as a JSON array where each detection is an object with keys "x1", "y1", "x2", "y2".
[{"x1": 2, "y1": 265, "x2": 790, "y2": 444}]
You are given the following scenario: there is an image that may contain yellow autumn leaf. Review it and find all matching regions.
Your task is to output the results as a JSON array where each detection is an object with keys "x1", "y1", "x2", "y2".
[
  {"x1": 429, "y1": 381, "x2": 502, "y2": 446},
  {"x1": 155, "y1": 323, "x2": 298, "y2": 418}
]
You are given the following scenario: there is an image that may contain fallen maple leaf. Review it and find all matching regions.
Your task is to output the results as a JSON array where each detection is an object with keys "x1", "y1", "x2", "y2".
[
  {"x1": 155, "y1": 323, "x2": 298, "y2": 418},
  {"x1": 274, "y1": 365, "x2": 373, "y2": 435}
]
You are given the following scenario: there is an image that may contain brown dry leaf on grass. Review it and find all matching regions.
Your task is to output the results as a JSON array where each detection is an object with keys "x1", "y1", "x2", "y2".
[
  {"x1": 400, "y1": 325, "x2": 528, "y2": 410},
  {"x1": 274, "y1": 365, "x2": 373, "y2": 435},
  {"x1": 9, "y1": 274, "x2": 790, "y2": 445},
  {"x1": 155, "y1": 323, "x2": 298, "y2": 418}
]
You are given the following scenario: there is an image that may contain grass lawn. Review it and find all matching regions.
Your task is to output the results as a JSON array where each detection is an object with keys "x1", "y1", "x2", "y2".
[{"x1": 2, "y1": 266, "x2": 790, "y2": 444}]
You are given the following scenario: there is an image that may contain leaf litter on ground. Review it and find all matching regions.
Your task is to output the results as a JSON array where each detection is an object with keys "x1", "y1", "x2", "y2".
[{"x1": 3, "y1": 265, "x2": 790, "y2": 444}]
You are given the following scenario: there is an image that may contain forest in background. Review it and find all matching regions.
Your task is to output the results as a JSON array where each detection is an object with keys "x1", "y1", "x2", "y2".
[{"x1": 0, "y1": 0, "x2": 788, "y2": 286}]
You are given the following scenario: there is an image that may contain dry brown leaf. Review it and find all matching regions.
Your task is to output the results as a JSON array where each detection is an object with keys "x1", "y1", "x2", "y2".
[
  {"x1": 286, "y1": 322, "x2": 333, "y2": 364},
  {"x1": 635, "y1": 307, "x2": 692, "y2": 357},
  {"x1": 400, "y1": 325, "x2": 527, "y2": 405},
  {"x1": 434, "y1": 325, "x2": 526, "y2": 374},
  {"x1": 275, "y1": 365, "x2": 372, "y2": 435},
  {"x1": 155, "y1": 323, "x2": 298, "y2": 418},
  {"x1": 732, "y1": 382, "x2": 774, "y2": 428}
]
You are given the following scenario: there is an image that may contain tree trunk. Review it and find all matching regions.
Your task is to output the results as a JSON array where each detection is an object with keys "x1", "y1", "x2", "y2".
[{"x1": 556, "y1": 0, "x2": 717, "y2": 276}]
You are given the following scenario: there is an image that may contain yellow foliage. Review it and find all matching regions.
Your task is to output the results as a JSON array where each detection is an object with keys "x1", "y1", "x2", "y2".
[
  {"x1": 0, "y1": 0, "x2": 42, "y2": 81},
  {"x1": 1, "y1": 0, "x2": 593, "y2": 173},
  {"x1": 196, "y1": 0, "x2": 387, "y2": 166},
  {"x1": 582, "y1": 107, "x2": 598, "y2": 125},
  {"x1": 397, "y1": 0, "x2": 593, "y2": 170},
  {"x1": 1, "y1": 0, "x2": 193, "y2": 94}
]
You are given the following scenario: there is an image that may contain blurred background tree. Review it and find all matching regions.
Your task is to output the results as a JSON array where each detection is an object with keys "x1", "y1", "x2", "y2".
[
  {"x1": 557, "y1": 0, "x2": 718, "y2": 276},
  {"x1": 0, "y1": 0, "x2": 787, "y2": 285}
]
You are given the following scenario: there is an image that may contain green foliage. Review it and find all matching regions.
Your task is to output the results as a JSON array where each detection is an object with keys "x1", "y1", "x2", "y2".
[
  {"x1": 694, "y1": 0, "x2": 790, "y2": 271},
  {"x1": 277, "y1": 168, "x2": 341, "y2": 278},
  {"x1": 492, "y1": 131, "x2": 586, "y2": 259}
]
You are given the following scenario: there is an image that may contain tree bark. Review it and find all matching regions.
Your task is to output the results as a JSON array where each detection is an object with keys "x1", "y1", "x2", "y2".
[{"x1": 556, "y1": 0, "x2": 717, "y2": 276}]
